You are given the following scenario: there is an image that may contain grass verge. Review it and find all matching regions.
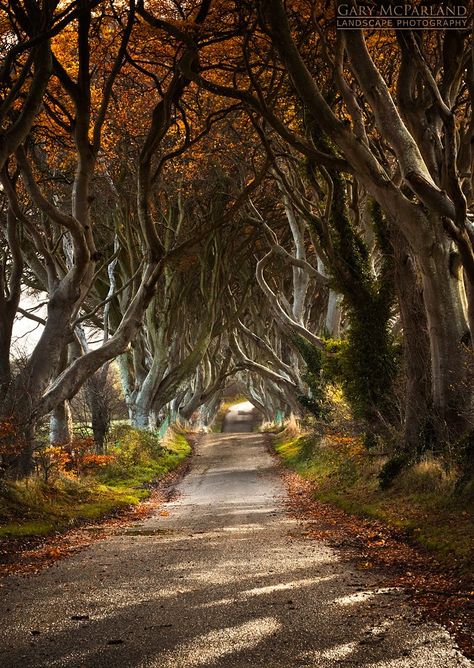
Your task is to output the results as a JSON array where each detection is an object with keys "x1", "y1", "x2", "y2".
[
  {"x1": 274, "y1": 429, "x2": 474, "y2": 573},
  {"x1": 0, "y1": 428, "x2": 191, "y2": 539}
]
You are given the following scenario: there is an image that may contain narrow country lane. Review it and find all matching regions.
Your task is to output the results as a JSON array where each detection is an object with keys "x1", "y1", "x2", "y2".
[{"x1": 0, "y1": 404, "x2": 470, "y2": 668}]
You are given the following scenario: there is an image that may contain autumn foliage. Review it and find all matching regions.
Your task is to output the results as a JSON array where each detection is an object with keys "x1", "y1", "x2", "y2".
[
  {"x1": 33, "y1": 438, "x2": 115, "y2": 483},
  {"x1": 0, "y1": 1, "x2": 472, "y2": 497}
]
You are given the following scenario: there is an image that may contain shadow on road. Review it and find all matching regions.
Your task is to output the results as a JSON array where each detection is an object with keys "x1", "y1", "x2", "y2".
[{"x1": 0, "y1": 419, "x2": 468, "y2": 668}]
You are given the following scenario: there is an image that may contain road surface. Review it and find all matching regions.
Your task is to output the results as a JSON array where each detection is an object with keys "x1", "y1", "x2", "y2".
[
  {"x1": 0, "y1": 402, "x2": 470, "y2": 667},
  {"x1": 221, "y1": 401, "x2": 261, "y2": 432}
]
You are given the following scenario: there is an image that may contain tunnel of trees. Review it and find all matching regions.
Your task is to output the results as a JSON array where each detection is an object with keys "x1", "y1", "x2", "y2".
[{"x1": 0, "y1": 0, "x2": 473, "y2": 489}]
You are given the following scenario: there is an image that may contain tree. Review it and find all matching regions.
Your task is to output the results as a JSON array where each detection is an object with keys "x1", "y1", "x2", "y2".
[
  {"x1": 0, "y1": 0, "x2": 217, "y2": 474},
  {"x1": 257, "y1": 1, "x2": 473, "y2": 440}
]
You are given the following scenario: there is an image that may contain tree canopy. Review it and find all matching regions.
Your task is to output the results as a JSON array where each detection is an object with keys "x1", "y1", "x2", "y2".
[{"x1": 0, "y1": 0, "x2": 473, "y2": 482}]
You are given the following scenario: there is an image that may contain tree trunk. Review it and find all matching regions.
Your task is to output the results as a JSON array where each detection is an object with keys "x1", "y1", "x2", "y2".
[
  {"x1": 117, "y1": 353, "x2": 135, "y2": 422},
  {"x1": 391, "y1": 230, "x2": 432, "y2": 453},
  {"x1": 15, "y1": 424, "x2": 35, "y2": 478},
  {"x1": 464, "y1": 270, "x2": 474, "y2": 347},
  {"x1": 88, "y1": 391, "x2": 109, "y2": 453},
  {"x1": 4, "y1": 418, "x2": 36, "y2": 479},
  {"x1": 148, "y1": 410, "x2": 158, "y2": 431},
  {"x1": 325, "y1": 290, "x2": 341, "y2": 337},
  {"x1": 418, "y1": 238, "x2": 472, "y2": 434},
  {"x1": 0, "y1": 307, "x2": 15, "y2": 402},
  {"x1": 50, "y1": 401, "x2": 73, "y2": 445},
  {"x1": 85, "y1": 368, "x2": 111, "y2": 453},
  {"x1": 131, "y1": 405, "x2": 151, "y2": 430}
]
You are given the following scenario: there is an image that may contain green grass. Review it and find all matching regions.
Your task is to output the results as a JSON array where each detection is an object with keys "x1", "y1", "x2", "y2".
[
  {"x1": 274, "y1": 431, "x2": 474, "y2": 571},
  {"x1": 0, "y1": 429, "x2": 191, "y2": 539}
]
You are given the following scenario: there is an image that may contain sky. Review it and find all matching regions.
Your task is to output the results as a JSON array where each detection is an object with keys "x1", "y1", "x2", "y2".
[{"x1": 12, "y1": 293, "x2": 47, "y2": 355}]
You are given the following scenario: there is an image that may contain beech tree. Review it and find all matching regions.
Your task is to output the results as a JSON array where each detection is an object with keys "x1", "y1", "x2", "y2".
[
  {"x1": 258, "y1": 1, "x2": 473, "y2": 441},
  {"x1": 174, "y1": 0, "x2": 472, "y2": 449},
  {"x1": 0, "y1": 0, "x2": 217, "y2": 474},
  {"x1": 1, "y1": 0, "x2": 472, "y2": 482},
  {"x1": 0, "y1": 0, "x2": 83, "y2": 403}
]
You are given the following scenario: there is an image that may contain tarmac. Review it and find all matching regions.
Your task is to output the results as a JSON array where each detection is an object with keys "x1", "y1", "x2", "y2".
[{"x1": 0, "y1": 402, "x2": 470, "y2": 667}]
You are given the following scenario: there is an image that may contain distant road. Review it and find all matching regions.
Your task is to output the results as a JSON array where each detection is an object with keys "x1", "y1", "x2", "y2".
[{"x1": 221, "y1": 400, "x2": 261, "y2": 432}]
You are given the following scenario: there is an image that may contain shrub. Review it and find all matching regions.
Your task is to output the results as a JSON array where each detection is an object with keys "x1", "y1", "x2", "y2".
[
  {"x1": 34, "y1": 445, "x2": 70, "y2": 483},
  {"x1": 394, "y1": 457, "x2": 454, "y2": 496},
  {"x1": 0, "y1": 418, "x2": 23, "y2": 478},
  {"x1": 321, "y1": 338, "x2": 348, "y2": 386},
  {"x1": 107, "y1": 425, "x2": 164, "y2": 466},
  {"x1": 378, "y1": 454, "x2": 409, "y2": 490},
  {"x1": 33, "y1": 437, "x2": 115, "y2": 483}
]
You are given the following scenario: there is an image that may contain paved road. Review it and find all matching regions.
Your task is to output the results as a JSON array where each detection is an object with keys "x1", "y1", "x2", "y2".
[
  {"x1": 0, "y1": 405, "x2": 471, "y2": 667},
  {"x1": 221, "y1": 401, "x2": 261, "y2": 432}
]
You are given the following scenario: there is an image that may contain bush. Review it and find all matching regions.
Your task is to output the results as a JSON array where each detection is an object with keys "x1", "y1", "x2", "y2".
[
  {"x1": 0, "y1": 427, "x2": 192, "y2": 538},
  {"x1": 321, "y1": 327, "x2": 401, "y2": 433},
  {"x1": 393, "y1": 457, "x2": 454, "y2": 496},
  {"x1": 33, "y1": 438, "x2": 115, "y2": 482},
  {"x1": 0, "y1": 418, "x2": 23, "y2": 478},
  {"x1": 321, "y1": 338, "x2": 348, "y2": 386},
  {"x1": 378, "y1": 454, "x2": 409, "y2": 490},
  {"x1": 107, "y1": 425, "x2": 164, "y2": 467},
  {"x1": 34, "y1": 445, "x2": 70, "y2": 483}
]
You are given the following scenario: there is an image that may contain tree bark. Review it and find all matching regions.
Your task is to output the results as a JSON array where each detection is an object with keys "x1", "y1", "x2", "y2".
[
  {"x1": 417, "y1": 237, "x2": 472, "y2": 432},
  {"x1": 50, "y1": 401, "x2": 73, "y2": 445},
  {"x1": 391, "y1": 229, "x2": 432, "y2": 452},
  {"x1": 86, "y1": 367, "x2": 111, "y2": 453},
  {"x1": 325, "y1": 290, "x2": 341, "y2": 337}
]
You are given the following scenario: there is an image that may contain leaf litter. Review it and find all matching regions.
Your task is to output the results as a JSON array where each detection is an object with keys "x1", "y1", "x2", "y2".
[{"x1": 282, "y1": 468, "x2": 474, "y2": 661}]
